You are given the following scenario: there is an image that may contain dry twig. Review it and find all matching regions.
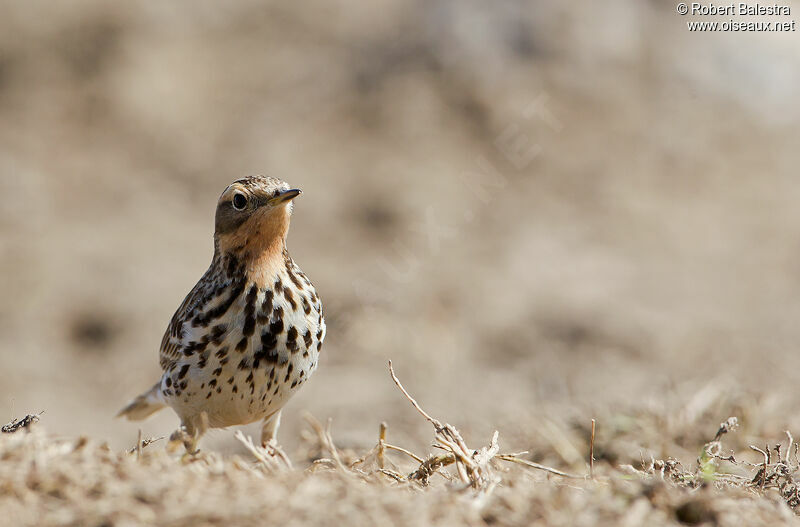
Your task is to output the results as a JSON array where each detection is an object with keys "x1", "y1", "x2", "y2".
[
  {"x1": 387, "y1": 360, "x2": 578, "y2": 490},
  {"x1": 1, "y1": 411, "x2": 44, "y2": 434},
  {"x1": 304, "y1": 414, "x2": 346, "y2": 472},
  {"x1": 388, "y1": 360, "x2": 500, "y2": 490},
  {"x1": 496, "y1": 455, "x2": 582, "y2": 479},
  {"x1": 590, "y1": 419, "x2": 596, "y2": 479},
  {"x1": 378, "y1": 422, "x2": 387, "y2": 469},
  {"x1": 128, "y1": 434, "x2": 165, "y2": 455},
  {"x1": 234, "y1": 431, "x2": 292, "y2": 472}
]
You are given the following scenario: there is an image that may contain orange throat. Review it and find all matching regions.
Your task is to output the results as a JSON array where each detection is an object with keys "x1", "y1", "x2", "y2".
[{"x1": 217, "y1": 206, "x2": 291, "y2": 288}]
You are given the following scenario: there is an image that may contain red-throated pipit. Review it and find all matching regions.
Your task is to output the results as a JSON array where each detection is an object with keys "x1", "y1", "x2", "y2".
[{"x1": 119, "y1": 176, "x2": 325, "y2": 453}]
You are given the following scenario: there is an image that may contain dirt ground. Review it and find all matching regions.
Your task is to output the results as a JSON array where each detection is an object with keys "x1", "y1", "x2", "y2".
[{"x1": 2, "y1": 1, "x2": 800, "y2": 525}]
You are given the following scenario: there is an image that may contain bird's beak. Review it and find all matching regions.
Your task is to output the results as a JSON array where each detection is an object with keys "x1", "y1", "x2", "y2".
[{"x1": 269, "y1": 188, "x2": 302, "y2": 205}]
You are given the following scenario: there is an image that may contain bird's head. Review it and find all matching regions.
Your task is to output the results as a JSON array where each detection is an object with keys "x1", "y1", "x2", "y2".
[{"x1": 214, "y1": 176, "x2": 301, "y2": 260}]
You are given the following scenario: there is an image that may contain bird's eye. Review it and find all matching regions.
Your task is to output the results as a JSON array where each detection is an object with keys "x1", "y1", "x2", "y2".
[{"x1": 232, "y1": 193, "x2": 248, "y2": 210}]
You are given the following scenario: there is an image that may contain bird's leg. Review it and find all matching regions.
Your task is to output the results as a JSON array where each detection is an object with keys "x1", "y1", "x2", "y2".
[
  {"x1": 260, "y1": 410, "x2": 292, "y2": 468},
  {"x1": 167, "y1": 424, "x2": 196, "y2": 455},
  {"x1": 168, "y1": 413, "x2": 208, "y2": 456},
  {"x1": 260, "y1": 410, "x2": 282, "y2": 448}
]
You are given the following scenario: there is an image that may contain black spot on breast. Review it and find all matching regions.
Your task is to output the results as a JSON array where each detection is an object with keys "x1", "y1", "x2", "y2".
[
  {"x1": 210, "y1": 324, "x2": 227, "y2": 345},
  {"x1": 286, "y1": 262, "x2": 305, "y2": 290},
  {"x1": 284, "y1": 288, "x2": 297, "y2": 311},
  {"x1": 303, "y1": 330, "x2": 313, "y2": 349},
  {"x1": 236, "y1": 337, "x2": 249, "y2": 352},
  {"x1": 215, "y1": 346, "x2": 229, "y2": 359},
  {"x1": 302, "y1": 297, "x2": 311, "y2": 315},
  {"x1": 182, "y1": 338, "x2": 209, "y2": 357},
  {"x1": 238, "y1": 358, "x2": 250, "y2": 370},
  {"x1": 242, "y1": 285, "x2": 258, "y2": 337},
  {"x1": 212, "y1": 367, "x2": 222, "y2": 377},
  {"x1": 232, "y1": 385, "x2": 238, "y2": 394},
  {"x1": 269, "y1": 308, "x2": 284, "y2": 335},
  {"x1": 262, "y1": 289, "x2": 274, "y2": 313},
  {"x1": 165, "y1": 377, "x2": 172, "y2": 387},
  {"x1": 286, "y1": 327, "x2": 299, "y2": 353},
  {"x1": 274, "y1": 278, "x2": 283, "y2": 294},
  {"x1": 254, "y1": 326, "x2": 280, "y2": 367},
  {"x1": 178, "y1": 364, "x2": 190, "y2": 380},
  {"x1": 209, "y1": 379, "x2": 217, "y2": 388},
  {"x1": 243, "y1": 315, "x2": 256, "y2": 338}
]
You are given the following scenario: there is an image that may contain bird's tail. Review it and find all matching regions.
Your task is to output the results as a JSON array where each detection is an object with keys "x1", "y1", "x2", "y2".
[{"x1": 117, "y1": 382, "x2": 166, "y2": 421}]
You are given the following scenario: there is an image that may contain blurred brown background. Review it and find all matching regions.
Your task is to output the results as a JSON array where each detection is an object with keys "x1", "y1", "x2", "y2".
[{"x1": 1, "y1": 0, "x2": 800, "y2": 452}]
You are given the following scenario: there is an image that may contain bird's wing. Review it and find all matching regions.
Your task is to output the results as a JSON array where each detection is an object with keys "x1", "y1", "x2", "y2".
[{"x1": 158, "y1": 265, "x2": 245, "y2": 373}]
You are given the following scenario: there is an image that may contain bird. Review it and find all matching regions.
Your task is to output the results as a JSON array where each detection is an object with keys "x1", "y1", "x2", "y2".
[{"x1": 118, "y1": 175, "x2": 325, "y2": 453}]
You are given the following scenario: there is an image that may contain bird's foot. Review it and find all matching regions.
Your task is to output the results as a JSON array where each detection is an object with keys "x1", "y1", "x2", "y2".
[
  {"x1": 167, "y1": 427, "x2": 199, "y2": 456},
  {"x1": 262, "y1": 440, "x2": 293, "y2": 469}
]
